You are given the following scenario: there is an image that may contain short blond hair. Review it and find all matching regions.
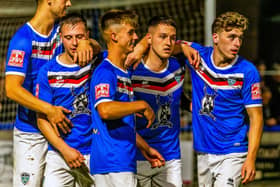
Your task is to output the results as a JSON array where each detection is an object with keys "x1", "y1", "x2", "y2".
[
  {"x1": 212, "y1": 12, "x2": 248, "y2": 34},
  {"x1": 100, "y1": 9, "x2": 138, "y2": 42}
]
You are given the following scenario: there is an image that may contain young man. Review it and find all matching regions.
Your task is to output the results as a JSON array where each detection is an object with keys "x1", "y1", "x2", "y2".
[
  {"x1": 180, "y1": 11, "x2": 263, "y2": 186},
  {"x1": 36, "y1": 13, "x2": 100, "y2": 187},
  {"x1": 5, "y1": 0, "x2": 98, "y2": 186},
  {"x1": 90, "y1": 9, "x2": 162, "y2": 187},
  {"x1": 131, "y1": 16, "x2": 184, "y2": 187}
]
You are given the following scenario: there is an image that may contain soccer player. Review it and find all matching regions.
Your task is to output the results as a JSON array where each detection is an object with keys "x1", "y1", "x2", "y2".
[
  {"x1": 131, "y1": 16, "x2": 184, "y2": 187},
  {"x1": 90, "y1": 9, "x2": 162, "y2": 187},
  {"x1": 36, "y1": 13, "x2": 100, "y2": 187},
  {"x1": 5, "y1": 0, "x2": 98, "y2": 186},
  {"x1": 180, "y1": 11, "x2": 263, "y2": 186}
]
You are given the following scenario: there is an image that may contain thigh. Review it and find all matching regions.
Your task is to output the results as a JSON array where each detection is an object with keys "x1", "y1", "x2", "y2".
[
  {"x1": 153, "y1": 159, "x2": 182, "y2": 187},
  {"x1": 213, "y1": 153, "x2": 247, "y2": 187},
  {"x1": 137, "y1": 161, "x2": 154, "y2": 187},
  {"x1": 43, "y1": 151, "x2": 74, "y2": 187},
  {"x1": 13, "y1": 128, "x2": 48, "y2": 187},
  {"x1": 95, "y1": 172, "x2": 136, "y2": 187},
  {"x1": 197, "y1": 153, "x2": 213, "y2": 187}
]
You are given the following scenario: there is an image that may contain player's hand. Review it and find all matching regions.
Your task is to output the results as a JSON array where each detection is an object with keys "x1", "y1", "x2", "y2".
[
  {"x1": 74, "y1": 39, "x2": 101, "y2": 67},
  {"x1": 62, "y1": 146, "x2": 85, "y2": 168},
  {"x1": 124, "y1": 49, "x2": 142, "y2": 70},
  {"x1": 141, "y1": 146, "x2": 165, "y2": 168},
  {"x1": 46, "y1": 106, "x2": 73, "y2": 135},
  {"x1": 181, "y1": 43, "x2": 200, "y2": 69},
  {"x1": 241, "y1": 158, "x2": 256, "y2": 184},
  {"x1": 142, "y1": 102, "x2": 155, "y2": 128}
]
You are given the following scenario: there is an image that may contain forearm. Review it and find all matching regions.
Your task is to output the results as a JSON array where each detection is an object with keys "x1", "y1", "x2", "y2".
[
  {"x1": 6, "y1": 79, "x2": 52, "y2": 114},
  {"x1": 134, "y1": 36, "x2": 149, "y2": 55},
  {"x1": 247, "y1": 107, "x2": 263, "y2": 161},
  {"x1": 136, "y1": 133, "x2": 150, "y2": 152},
  {"x1": 97, "y1": 100, "x2": 148, "y2": 120},
  {"x1": 37, "y1": 114, "x2": 70, "y2": 153},
  {"x1": 173, "y1": 40, "x2": 192, "y2": 55}
]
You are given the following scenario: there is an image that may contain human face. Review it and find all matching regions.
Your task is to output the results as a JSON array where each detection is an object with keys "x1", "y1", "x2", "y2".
[
  {"x1": 149, "y1": 24, "x2": 176, "y2": 59},
  {"x1": 115, "y1": 23, "x2": 138, "y2": 54},
  {"x1": 49, "y1": 0, "x2": 72, "y2": 18},
  {"x1": 213, "y1": 28, "x2": 244, "y2": 61},
  {"x1": 60, "y1": 22, "x2": 88, "y2": 59}
]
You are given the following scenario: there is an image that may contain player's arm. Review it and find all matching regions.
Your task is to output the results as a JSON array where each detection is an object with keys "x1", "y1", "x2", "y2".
[
  {"x1": 173, "y1": 40, "x2": 200, "y2": 69},
  {"x1": 74, "y1": 38, "x2": 102, "y2": 67},
  {"x1": 241, "y1": 106, "x2": 263, "y2": 184},
  {"x1": 136, "y1": 133, "x2": 165, "y2": 168},
  {"x1": 125, "y1": 35, "x2": 149, "y2": 69},
  {"x1": 37, "y1": 113, "x2": 85, "y2": 168},
  {"x1": 5, "y1": 75, "x2": 72, "y2": 133},
  {"x1": 97, "y1": 100, "x2": 155, "y2": 128}
]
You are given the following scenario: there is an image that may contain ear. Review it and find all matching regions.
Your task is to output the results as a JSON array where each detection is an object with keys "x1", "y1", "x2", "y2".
[
  {"x1": 146, "y1": 33, "x2": 152, "y2": 45},
  {"x1": 47, "y1": 0, "x2": 52, "y2": 6},
  {"x1": 212, "y1": 33, "x2": 219, "y2": 44},
  {"x1": 111, "y1": 32, "x2": 118, "y2": 43}
]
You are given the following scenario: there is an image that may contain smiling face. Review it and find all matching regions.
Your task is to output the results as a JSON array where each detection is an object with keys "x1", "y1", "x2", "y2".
[
  {"x1": 115, "y1": 23, "x2": 138, "y2": 54},
  {"x1": 213, "y1": 28, "x2": 244, "y2": 61},
  {"x1": 60, "y1": 21, "x2": 88, "y2": 59},
  {"x1": 148, "y1": 24, "x2": 176, "y2": 59}
]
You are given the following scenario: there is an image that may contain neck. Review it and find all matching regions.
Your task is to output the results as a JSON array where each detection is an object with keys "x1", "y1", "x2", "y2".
[
  {"x1": 213, "y1": 49, "x2": 235, "y2": 68},
  {"x1": 107, "y1": 45, "x2": 127, "y2": 71},
  {"x1": 144, "y1": 48, "x2": 168, "y2": 72},
  {"x1": 58, "y1": 53, "x2": 75, "y2": 65},
  {"x1": 29, "y1": 5, "x2": 56, "y2": 35}
]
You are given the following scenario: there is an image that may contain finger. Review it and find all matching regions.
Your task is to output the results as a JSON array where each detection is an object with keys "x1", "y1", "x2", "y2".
[
  {"x1": 133, "y1": 59, "x2": 141, "y2": 70},
  {"x1": 86, "y1": 49, "x2": 91, "y2": 63},
  {"x1": 195, "y1": 55, "x2": 201, "y2": 69},
  {"x1": 61, "y1": 121, "x2": 71, "y2": 133},
  {"x1": 89, "y1": 48, "x2": 93, "y2": 61},
  {"x1": 57, "y1": 123, "x2": 67, "y2": 134},
  {"x1": 62, "y1": 107, "x2": 72, "y2": 114},
  {"x1": 146, "y1": 120, "x2": 152, "y2": 128},
  {"x1": 135, "y1": 113, "x2": 143, "y2": 117},
  {"x1": 64, "y1": 117, "x2": 73, "y2": 128},
  {"x1": 51, "y1": 122, "x2": 60, "y2": 136}
]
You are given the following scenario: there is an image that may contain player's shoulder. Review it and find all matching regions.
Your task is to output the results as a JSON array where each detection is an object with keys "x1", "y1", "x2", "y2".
[
  {"x1": 9, "y1": 23, "x2": 33, "y2": 47},
  {"x1": 236, "y1": 56, "x2": 258, "y2": 72},
  {"x1": 94, "y1": 59, "x2": 114, "y2": 75}
]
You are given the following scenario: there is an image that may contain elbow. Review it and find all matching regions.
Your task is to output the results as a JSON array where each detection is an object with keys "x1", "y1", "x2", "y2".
[{"x1": 97, "y1": 105, "x2": 111, "y2": 120}]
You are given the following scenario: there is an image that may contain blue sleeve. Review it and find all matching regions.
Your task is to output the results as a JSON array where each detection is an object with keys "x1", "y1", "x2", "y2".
[
  {"x1": 242, "y1": 64, "x2": 262, "y2": 106},
  {"x1": 5, "y1": 28, "x2": 32, "y2": 76},
  {"x1": 91, "y1": 67, "x2": 117, "y2": 107},
  {"x1": 36, "y1": 65, "x2": 53, "y2": 104}
]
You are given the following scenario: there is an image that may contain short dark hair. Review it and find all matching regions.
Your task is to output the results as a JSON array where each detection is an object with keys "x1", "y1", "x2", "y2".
[
  {"x1": 147, "y1": 16, "x2": 176, "y2": 31},
  {"x1": 100, "y1": 9, "x2": 139, "y2": 42},
  {"x1": 59, "y1": 12, "x2": 87, "y2": 33}
]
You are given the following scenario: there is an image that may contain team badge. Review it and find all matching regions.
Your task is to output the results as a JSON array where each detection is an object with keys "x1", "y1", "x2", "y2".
[
  {"x1": 174, "y1": 75, "x2": 181, "y2": 83},
  {"x1": 21, "y1": 172, "x2": 30, "y2": 185},
  {"x1": 227, "y1": 78, "x2": 236, "y2": 86},
  {"x1": 8, "y1": 50, "x2": 25, "y2": 67}
]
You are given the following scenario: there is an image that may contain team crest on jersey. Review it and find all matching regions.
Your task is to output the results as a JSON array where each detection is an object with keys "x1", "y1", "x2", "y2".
[
  {"x1": 70, "y1": 86, "x2": 91, "y2": 117},
  {"x1": 174, "y1": 75, "x2": 181, "y2": 83},
  {"x1": 200, "y1": 85, "x2": 217, "y2": 120},
  {"x1": 151, "y1": 94, "x2": 173, "y2": 129},
  {"x1": 227, "y1": 78, "x2": 236, "y2": 86},
  {"x1": 21, "y1": 172, "x2": 30, "y2": 185},
  {"x1": 8, "y1": 50, "x2": 25, "y2": 67}
]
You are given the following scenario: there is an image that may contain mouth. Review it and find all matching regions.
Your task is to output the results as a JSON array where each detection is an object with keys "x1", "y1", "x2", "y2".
[{"x1": 231, "y1": 49, "x2": 238, "y2": 55}]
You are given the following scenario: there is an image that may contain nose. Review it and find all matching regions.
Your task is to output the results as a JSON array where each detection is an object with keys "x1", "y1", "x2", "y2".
[
  {"x1": 66, "y1": 0, "x2": 72, "y2": 7},
  {"x1": 234, "y1": 38, "x2": 242, "y2": 48},
  {"x1": 133, "y1": 32, "x2": 138, "y2": 40},
  {"x1": 72, "y1": 37, "x2": 78, "y2": 46}
]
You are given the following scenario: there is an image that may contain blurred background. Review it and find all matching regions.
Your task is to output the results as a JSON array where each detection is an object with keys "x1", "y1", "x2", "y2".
[{"x1": 0, "y1": 0, "x2": 279, "y2": 186}]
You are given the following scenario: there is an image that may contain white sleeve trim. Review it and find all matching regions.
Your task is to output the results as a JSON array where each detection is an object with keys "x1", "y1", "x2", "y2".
[
  {"x1": 245, "y1": 104, "x2": 263, "y2": 108},
  {"x1": 94, "y1": 99, "x2": 112, "y2": 108},
  {"x1": 5, "y1": 71, "x2": 25, "y2": 77}
]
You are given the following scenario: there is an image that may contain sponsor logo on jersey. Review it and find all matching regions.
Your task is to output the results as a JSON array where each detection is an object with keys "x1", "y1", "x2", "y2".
[
  {"x1": 95, "y1": 84, "x2": 110, "y2": 99},
  {"x1": 227, "y1": 78, "x2": 236, "y2": 86},
  {"x1": 251, "y1": 82, "x2": 261, "y2": 100},
  {"x1": 8, "y1": 50, "x2": 25, "y2": 67}
]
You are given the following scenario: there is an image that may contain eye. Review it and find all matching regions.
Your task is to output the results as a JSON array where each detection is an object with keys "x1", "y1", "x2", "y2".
[
  {"x1": 171, "y1": 35, "x2": 176, "y2": 41},
  {"x1": 64, "y1": 35, "x2": 72, "y2": 40},
  {"x1": 76, "y1": 34, "x2": 85, "y2": 39},
  {"x1": 160, "y1": 34, "x2": 167, "y2": 39}
]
